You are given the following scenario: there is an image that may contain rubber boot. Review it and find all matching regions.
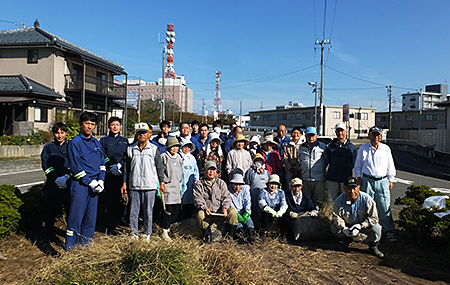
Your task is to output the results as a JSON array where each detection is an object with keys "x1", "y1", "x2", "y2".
[
  {"x1": 369, "y1": 242, "x2": 384, "y2": 258},
  {"x1": 226, "y1": 224, "x2": 237, "y2": 240},
  {"x1": 204, "y1": 226, "x2": 212, "y2": 244},
  {"x1": 338, "y1": 237, "x2": 352, "y2": 252},
  {"x1": 161, "y1": 228, "x2": 172, "y2": 242},
  {"x1": 247, "y1": 227, "x2": 255, "y2": 244}
]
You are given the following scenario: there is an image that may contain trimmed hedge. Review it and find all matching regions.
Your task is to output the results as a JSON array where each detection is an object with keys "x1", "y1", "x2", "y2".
[{"x1": 0, "y1": 184, "x2": 23, "y2": 239}]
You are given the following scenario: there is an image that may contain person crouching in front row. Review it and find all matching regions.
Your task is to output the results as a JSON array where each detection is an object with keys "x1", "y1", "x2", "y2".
[
  {"x1": 228, "y1": 173, "x2": 255, "y2": 243},
  {"x1": 331, "y1": 177, "x2": 384, "y2": 258},
  {"x1": 193, "y1": 161, "x2": 238, "y2": 244},
  {"x1": 258, "y1": 174, "x2": 287, "y2": 240}
]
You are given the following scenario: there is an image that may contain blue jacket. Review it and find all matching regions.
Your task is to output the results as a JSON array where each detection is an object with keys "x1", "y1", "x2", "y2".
[
  {"x1": 224, "y1": 137, "x2": 235, "y2": 154},
  {"x1": 150, "y1": 136, "x2": 167, "y2": 154},
  {"x1": 41, "y1": 140, "x2": 70, "y2": 182},
  {"x1": 69, "y1": 133, "x2": 106, "y2": 185},
  {"x1": 274, "y1": 135, "x2": 292, "y2": 159},
  {"x1": 325, "y1": 139, "x2": 357, "y2": 182},
  {"x1": 181, "y1": 153, "x2": 199, "y2": 204},
  {"x1": 100, "y1": 133, "x2": 128, "y2": 170},
  {"x1": 285, "y1": 191, "x2": 316, "y2": 215}
]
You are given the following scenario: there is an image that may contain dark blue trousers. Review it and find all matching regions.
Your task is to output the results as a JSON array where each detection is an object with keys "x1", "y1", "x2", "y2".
[{"x1": 65, "y1": 180, "x2": 98, "y2": 251}]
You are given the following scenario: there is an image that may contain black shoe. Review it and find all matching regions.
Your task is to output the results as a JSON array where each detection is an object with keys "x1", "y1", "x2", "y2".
[
  {"x1": 337, "y1": 237, "x2": 352, "y2": 252},
  {"x1": 204, "y1": 227, "x2": 212, "y2": 244},
  {"x1": 369, "y1": 243, "x2": 384, "y2": 258},
  {"x1": 226, "y1": 224, "x2": 237, "y2": 240},
  {"x1": 247, "y1": 228, "x2": 255, "y2": 244}
]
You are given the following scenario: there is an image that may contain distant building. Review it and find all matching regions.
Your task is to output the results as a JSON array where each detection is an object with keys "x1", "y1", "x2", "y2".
[
  {"x1": 0, "y1": 20, "x2": 127, "y2": 136},
  {"x1": 402, "y1": 84, "x2": 448, "y2": 111},
  {"x1": 249, "y1": 102, "x2": 376, "y2": 139},
  {"x1": 126, "y1": 75, "x2": 193, "y2": 113},
  {"x1": 376, "y1": 109, "x2": 446, "y2": 131}
]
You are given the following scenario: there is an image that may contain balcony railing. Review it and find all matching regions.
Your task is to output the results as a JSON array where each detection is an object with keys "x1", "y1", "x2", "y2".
[{"x1": 65, "y1": 74, "x2": 126, "y2": 98}]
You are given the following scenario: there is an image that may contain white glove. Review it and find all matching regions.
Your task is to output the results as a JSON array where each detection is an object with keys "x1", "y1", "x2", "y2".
[
  {"x1": 352, "y1": 228, "x2": 360, "y2": 236},
  {"x1": 89, "y1": 180, "x2": 99, "y2": 191},
  {"x1": 350, "y1": 224, "x2": 362, "y2": 231},
  {"x1": 94, "y1": 180, "x2": 104, "y2": 193},
  {"x1": 55, "y1": 175, "x2": 69, "y2": 189},
  {"x1": 110, "y1": 163, "x2": 122, "y2": 176},
  {"x1": 342, "y1": 227, "x2": 352, "y2": 237},
  {"x1": 263, "y1": 206, "x2": 277, "y2": 217},
  {"x1": 309, "y1": 210, "x2": 319, "y2": 217},
  {"x1": 290, "y1": 212, "x2": 299, "y2": 219}
]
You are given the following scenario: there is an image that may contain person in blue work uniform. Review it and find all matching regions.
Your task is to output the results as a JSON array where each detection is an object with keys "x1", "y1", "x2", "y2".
[
  {"x1": 40, "y1": 122, "x2": 71, "y2": 246},
  {"x1": 100, "y1": 117, "x2": 128, "y2": 234},
  {"x1": 66, "y1": 112, "x2": 106, "y2": 251},
  {"x1": 191, "y1": 120, "x2": 200, "y2": 139},
  {"x1": 151, "y1": 120, "x2": 171, "y2": 154}
]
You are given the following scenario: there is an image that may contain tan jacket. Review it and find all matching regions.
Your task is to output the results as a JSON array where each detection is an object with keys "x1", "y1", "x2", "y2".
[
  {"x1": 193, "y1": 177, "x2": 231, "y2": 212},
  {"x1": 283, "y1": 140, "x2": 302, "y2": 175}
]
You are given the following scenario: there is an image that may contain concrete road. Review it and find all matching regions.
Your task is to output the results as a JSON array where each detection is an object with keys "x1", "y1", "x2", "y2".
[{"x1": 0, "y1": 157, "x2": 44, "y2": 193}]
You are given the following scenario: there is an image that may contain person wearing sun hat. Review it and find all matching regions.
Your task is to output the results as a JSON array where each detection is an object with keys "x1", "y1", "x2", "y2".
[
  {"x1": 258, "y1": 135, "x2": 284, "y2": 178},
  {"x1": 244, "y1": 153, "x2": 271, "y2": 230},
  {"x1": 354, "y1": 125, "x2": 397, "y2": 243},
  {"x1": 159, "y1": 137, "x2": 183, "y2": 241},
  {"x1": 299, "y1": 126, "x2": 327, "y2": 206},
  {"x1": 196, "y1": 132, "x2": 224, "y2": 176},
  {"x1": 258, "y1": 174, "x2": 287, "y2": 239},
  {"x1": 179, "y1": 140, "x2": 200, "y2": 220},
  {"x1": 227, "y1": 173, "x2": 255, "y2": 243},
  {"x1": 225, "y1": 134, "x2": 252, "y2": 180},
  {"x1": 331, "y1": 176, "x2": 384, "y2": 258}
]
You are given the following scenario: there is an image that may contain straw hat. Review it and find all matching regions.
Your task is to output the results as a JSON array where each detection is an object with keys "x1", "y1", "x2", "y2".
[
  {"x1": 231, "y1": 134, "x2": 249, "y2": 148},
  {"x1": 253, "y1": 153, "x2": 265, "y2": 163}
]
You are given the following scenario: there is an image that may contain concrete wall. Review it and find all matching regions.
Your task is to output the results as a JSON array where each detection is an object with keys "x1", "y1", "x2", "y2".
[
  {"x1": 388, "y1": 141, "x2": 450, "y2": 167},
  {"x1": 0, "y1": 145, "x2": 44, "y2": 158}
]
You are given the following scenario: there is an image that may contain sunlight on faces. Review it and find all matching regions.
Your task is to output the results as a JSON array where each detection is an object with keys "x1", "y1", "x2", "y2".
[
  {"x1": 180, "y1": 123, "x2": 191, "y2": 137},
  {"x1": 192, "y1": 124, "x2": 199, "y2": 133},
  {"x1": 236, "y1": 141, "x2": 245, "y2": 150},
  {"x1": 54, "y1": 129, "x2": 67, "y2": 144},
  {"x1": 200, "y1": 126, "x2": 209, "y2": 138},
  {"x1": 291, "y1": 185, "x2": 302, "y2": 196},
  {"x1": 268, "y1": 182, "x2": 278, "y2": 193},
  {"x1": 181, "y1": 145, "x2": 191, "y2": 154},
  {"x1": 210, "y1": 139, "x2": 220, "y2": 149},
  {"x1": 80, "y1": 120, "x2": 96, "y2": 137},
  {"x1": 335, "y1": 128, "x2": 347, "y2": 143},
  {"x1": 369, "y1": 131, "x2": 382, "y2": 146},
  {"x1": 305, "y1": 133, "x2": 317, "y2": 145},
  {"x1": 277, "y1": 125, "x2": 287, "y2": 138},
  {"x1": 206, "y1": 167, "x2": 217, "y2": 180},
  {"x1": 235, "y1": 126, "x2": 243, "y2": 136},
  {"x1": 231, "y1": 183, "x2": 242, "y2": 194},
  {"x1": 161, "y1": 125, "x2": 170, "y2": 135},
  {"x1": 344, "y1": 185, "x2": 360, "y2": 203},
  {"x1": 262, "y1": 142, "x2": 273, "y2": 152},
  {"x1": 109, "y1": 120, "x2": 122, "y2": 135},
  {"x1": 168, "y1": 146, "x2": 179, "y2": 156},
  {"x1": 137, "y1": 131, "x2": 148, "y2": 143},
  {"x1": 291, "y1": 129, "x2": 302, "y2": 143}
]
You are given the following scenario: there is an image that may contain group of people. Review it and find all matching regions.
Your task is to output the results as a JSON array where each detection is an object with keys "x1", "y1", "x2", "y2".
[{"x1": 40, "y1": 112, "x2": 396, "y2": 258}]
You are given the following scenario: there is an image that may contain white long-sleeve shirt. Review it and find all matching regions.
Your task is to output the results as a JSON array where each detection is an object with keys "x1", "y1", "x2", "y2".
[{"x1": 354, "y1": 142, "x2": 396, "y2": 182}]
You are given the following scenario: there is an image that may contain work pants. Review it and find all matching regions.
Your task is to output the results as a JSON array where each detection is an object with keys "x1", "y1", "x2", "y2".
[
  {"x1": 104, "y1": 173, "x2": 123, "y2": 229},
  {"x1": 42, "y1": 181, "x2": 70, "y2": 238},
  {"x1": 129, "y1": 189, "x2": 155, "y2": 236},
  {"x1": 331, "y1": 222, "x2": 382, "y2": 243},
  {"x1": 361, "y1": 176, "x2": 395, "y2": 233},
  {"x1": 196, "y1": 207, "x2": 238, "y2": 230},
  {"x1": 302, "y1": 180, "x2": 326, "y2": 207},
  {"x1": 327, "y1": 180, "x2": 345, "y2": 202},
  {"x1": 160, "y1": 204, "x2": 180, "y2": 229},
  {"x1": 66, "y1": 180, "x2": 98, "y2": 251}
]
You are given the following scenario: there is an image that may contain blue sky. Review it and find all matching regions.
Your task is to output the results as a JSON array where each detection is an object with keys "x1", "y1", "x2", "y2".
[{"x1": 2, "y1": 0, "x2": 450, "y2": 115}]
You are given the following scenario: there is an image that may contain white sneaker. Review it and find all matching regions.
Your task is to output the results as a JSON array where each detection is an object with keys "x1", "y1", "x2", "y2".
[
  {"x1": 144, "y1": 234, "x2": 151, "y2": 242},
  {"x1": 132, "y1": 233, "x2": 139, "y2": 240},
  {"x1": 161, "y1": 229, "x2": 172, "y2": 241}
]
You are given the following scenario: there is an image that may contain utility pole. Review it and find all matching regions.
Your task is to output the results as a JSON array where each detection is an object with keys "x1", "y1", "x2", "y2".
[
  {"x1": 315, "y1": 39, "x2": 331, "y2": 136},
  {"x1": 387, "y1": 85, "x2": 392, "y2": 131},
  {"x1": 161, "y1": 48, "x2": 166, "y2": 121},
  {"x1": 138, "y1": 77, "x2": 141, "y2": 123},
  {"x1": 419, "y1": 88, "x2": 423, "y2": 130},
  {"x1": 201, "y1": 98, "x2": 205, "y2": 123}
]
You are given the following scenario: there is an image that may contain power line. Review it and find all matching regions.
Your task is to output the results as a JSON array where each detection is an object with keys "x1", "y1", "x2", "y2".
[
  {"x1": 322, "y1": 0, "x2": 328, "y2": 40},
  {"x1": 324, "y1": 87, "x2": 385, "y2": 91}
]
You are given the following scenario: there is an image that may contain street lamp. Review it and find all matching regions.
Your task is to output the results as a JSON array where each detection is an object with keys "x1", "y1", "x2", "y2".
[{"x1": 308, "y1": 82, "x2": 318, "y2": 130}]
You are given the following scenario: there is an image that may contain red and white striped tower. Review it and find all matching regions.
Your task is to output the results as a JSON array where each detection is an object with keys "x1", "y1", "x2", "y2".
[
  {"x1": 165, "y1": 24, "x2": 176, "y2": 79},
  {"x1": 212, "y1": 71, "x2": 222, "y2": 118}
]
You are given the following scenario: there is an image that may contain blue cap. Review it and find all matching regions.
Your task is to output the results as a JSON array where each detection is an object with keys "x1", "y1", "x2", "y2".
[
  {"x1": 369, "y1": 126, "x2": 382, "y2": 134},
  {"x1": 305, "y1": 126, "x2": 317, "y2": 135}
]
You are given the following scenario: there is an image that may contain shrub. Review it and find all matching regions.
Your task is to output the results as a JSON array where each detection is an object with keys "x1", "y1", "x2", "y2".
[
  {"x1": 395, "y1": 184, "x2": 450, "y2": 245},
  {"x1": 0, "y1": 184, "x2": 23, "y2": 239},
  {"x1": 0, "y1": 129, "x2": 51, "y2": 146}
]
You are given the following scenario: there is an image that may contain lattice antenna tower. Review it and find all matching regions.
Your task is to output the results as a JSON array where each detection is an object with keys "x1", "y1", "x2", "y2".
[
  {"x1": 212, "y1": 71, "x2": 223, "y2": 113},
  {"x1": 165, "y1": 24, "x2": 176, "y2": 79}
]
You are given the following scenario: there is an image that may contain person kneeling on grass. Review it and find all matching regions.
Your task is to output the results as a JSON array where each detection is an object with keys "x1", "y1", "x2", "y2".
[
  {"x1": 331, "y1": 177, "x2": 384, "y2": 258},
  {"x1": 227, "y1": 173, "x2": 255, "y2": 243},
  {"x1": 285, "y1": 178, "x2": 318, "y2": 241},
  {"x1": 193, "y1": 161, "x2": 238, "y2": 244},
  {"x1": 258, "y1": 174, "x2": 287, "y2": 240},
  {"x1": 160, "y1": 137, "x2": 183, "y2": 241}
]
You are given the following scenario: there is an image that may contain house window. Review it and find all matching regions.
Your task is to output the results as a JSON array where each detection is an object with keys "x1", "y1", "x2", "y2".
[
  {"x1": 406, "y1": 115, "x2": 413, "y2": 121},
  {"x1": 263, "y1": 115, "x2": 274, "y2": 121},
  {"x1": 361, "y1": 113, "x2": 368, "y2": 120},
  {"x1": 295, "y1": 113, "x2": 301, "y2": 120},
  {"x1": 394, "y1": 116, "x2": 400, "y2": 122},
  {"x1": 304, "y1": 112, "x2": 311, "y2": 119},
  {"x1": 34, "y1": 107, "x2": 48, "y2": 122},
  {"x1": 333, "y1": 111, "x2": 340, "y2": 119},
  {"x1": 15, "y1": 105, "x2": 27, "y2": 121},
  {"x1": 277, "y1": 113, "x2": 291, "y2": 120},
  {"x1": 433, "y1": 114, "x2": 440, "y2": 121},
  {"x1": 27, "y1": 50, "x2": 38, "y2": 63}
]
